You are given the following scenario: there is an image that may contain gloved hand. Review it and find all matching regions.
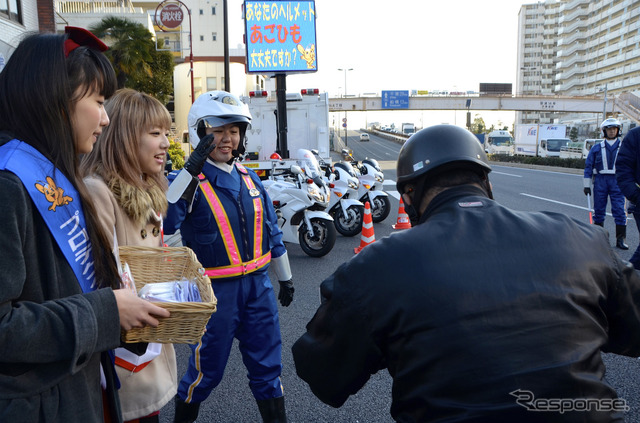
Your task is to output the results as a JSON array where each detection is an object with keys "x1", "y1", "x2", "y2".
[
  {"x1": 278, "y1": 279, "x2": 294, "y2": 307},
  {"x1": 584, "y1": 187, "x2": 591, "y2": 196},
  {"x1": 184, "y1": 134, "x2": 216, "y2": 177}
]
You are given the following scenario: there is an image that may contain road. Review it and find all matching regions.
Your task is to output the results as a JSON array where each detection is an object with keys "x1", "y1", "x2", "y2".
[{"x1": 160, "y1": 130, "x2": 640, "y2": 422}]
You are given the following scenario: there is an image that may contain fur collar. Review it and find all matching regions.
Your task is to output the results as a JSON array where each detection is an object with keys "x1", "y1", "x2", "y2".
[{"x1": 107, "y1": 178, "x2": 168, "y2": 225}]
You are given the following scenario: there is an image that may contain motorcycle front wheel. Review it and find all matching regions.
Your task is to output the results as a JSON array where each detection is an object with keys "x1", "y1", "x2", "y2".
[
  {"x1": 370, "y1": 195, "x2": 391, "y2": 223},
  {"x1": 299, "y1": 217, "x2": 337, "y2": 257},
  {"x1": 334, "y1": 205, "x2": 364, "y2": 237}
]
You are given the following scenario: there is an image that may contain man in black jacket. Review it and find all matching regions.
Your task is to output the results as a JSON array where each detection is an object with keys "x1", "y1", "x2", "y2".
[{"x1": 292, "y1": 125, "x2": 640, "y2": 422}]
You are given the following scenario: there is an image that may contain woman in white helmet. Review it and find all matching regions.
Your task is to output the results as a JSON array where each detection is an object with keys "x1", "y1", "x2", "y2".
[
  {"x1": 164, "y1": 91, "x2": 294, "y2": 423},
  {"x1": 583, "y1": 117, "x2": 628, "y2": 249}
]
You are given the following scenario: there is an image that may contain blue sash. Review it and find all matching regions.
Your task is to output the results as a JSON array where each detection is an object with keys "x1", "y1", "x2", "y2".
[{"x1": 0, "y1": 139, "x2": 96, "y2": 292}]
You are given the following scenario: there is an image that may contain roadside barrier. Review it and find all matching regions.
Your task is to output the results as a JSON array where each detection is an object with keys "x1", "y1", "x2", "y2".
[
  {"x1": 354, "y1": 201, "x2": 376, "y2": 254},
  {"x1": 392, "y1": 198, "x2": 412, "y2": 230}
]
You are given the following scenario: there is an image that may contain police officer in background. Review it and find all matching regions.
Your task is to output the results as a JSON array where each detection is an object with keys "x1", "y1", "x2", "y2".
[
  {"x1": 165, "y1": 91, "x2": 294, "y2": 423},
  {"x1": 292, "y1": 125, "x2": 640, "y2": 422},
  {"x1": 583, "y1": 118, "x2": 628, "y2": 249}
]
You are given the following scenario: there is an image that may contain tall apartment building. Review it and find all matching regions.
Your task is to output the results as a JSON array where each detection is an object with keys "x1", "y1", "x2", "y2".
[
  {"x1": 516, "y1": 0, "x2": 562, "y2": 125},
  {"x1": 517, "y1": 0, "x2": 640, "y2": 134}
]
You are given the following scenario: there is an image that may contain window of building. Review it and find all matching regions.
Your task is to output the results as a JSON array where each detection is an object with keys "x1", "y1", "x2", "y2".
[
  {"x1": 0, "y1": 0, "x2": 22, "y2": 23},
  {"x1": 199, "y1": 9, "x2": 203, "y2": 15},
  {"x1": 200, "y1": 35, "x2": 204, "y2": 41},
  {"x1": 212, "y1": 32, "x2": 217, "y2": 42},
  {"x1": 212, "y1": 6, "x2": 216, "y2": 14},
  {"x1": 207, "y1": 77, "x2": 217, "y2": 91}
]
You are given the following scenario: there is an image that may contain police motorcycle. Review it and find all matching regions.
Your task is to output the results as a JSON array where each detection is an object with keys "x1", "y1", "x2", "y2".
[
  {"x1": 263, "y1": 149, "x2": 337, "y2": 257},
  {"x1": 310, "y1": 149, "x2": 364, "y2": 237},
  {"x1": 341, "y1": 149, "x2": 391, "y2": 223}
]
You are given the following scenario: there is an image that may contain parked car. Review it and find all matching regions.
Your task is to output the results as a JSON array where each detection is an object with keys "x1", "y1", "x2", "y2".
[{"x1": 360, "y1": 133, "x2": 370, "y2": 142}]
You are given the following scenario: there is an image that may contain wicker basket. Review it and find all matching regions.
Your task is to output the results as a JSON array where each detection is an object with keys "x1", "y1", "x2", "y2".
[{"x1": 118, "y1": 246, "x2": 217, "y2": 344}]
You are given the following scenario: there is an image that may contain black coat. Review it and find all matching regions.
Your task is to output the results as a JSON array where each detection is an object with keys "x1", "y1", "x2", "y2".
[
  {"x1": 293, "y1": 185, "x2": 640, "y2": 422},
  {"x1": 0, "y1": 170, "x2": 122, "y2": 422}
]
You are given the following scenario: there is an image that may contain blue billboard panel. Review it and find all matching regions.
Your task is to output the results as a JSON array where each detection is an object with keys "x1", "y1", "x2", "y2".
[
  {"x1": 244, "y1": 1, "x2": 317, "y2": 74},
  {"x1": 382, "y1": 90, "x2": 409, "y2": 109}
]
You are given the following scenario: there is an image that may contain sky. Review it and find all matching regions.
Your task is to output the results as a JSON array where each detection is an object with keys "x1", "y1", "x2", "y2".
[{"x1": 227, "y1": 0, "x2": 531, "y2": 129}]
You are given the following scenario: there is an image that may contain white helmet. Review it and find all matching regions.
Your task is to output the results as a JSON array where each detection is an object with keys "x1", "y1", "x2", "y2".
[
  {"x1": 600, "y1": 117, "x2": 622, "y2": 138},
  {"x1": 187, "y1": 91, "x2": 252, "y2": 149}
]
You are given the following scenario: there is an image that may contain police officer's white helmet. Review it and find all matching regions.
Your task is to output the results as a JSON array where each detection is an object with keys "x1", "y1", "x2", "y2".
[
  {"x1": 187, "y1": 91, "x2": 252, "y2": 149},
  {"x1": 600, "y1": 118, "x2": 622, "y2": 138}
]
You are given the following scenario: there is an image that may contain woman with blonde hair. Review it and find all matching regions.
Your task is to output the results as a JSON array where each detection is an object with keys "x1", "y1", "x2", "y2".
[{"x1": 81, "y1": 88, "x2": 177, "y2": 423}]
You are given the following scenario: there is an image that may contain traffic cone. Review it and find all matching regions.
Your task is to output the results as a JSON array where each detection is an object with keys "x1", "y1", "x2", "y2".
[
  {"x1": 392, "y1": 198, "x2": 412, "y2": 230},
  {"x1": 354, "y1": 201, "x2": 376, "y2": 254}
]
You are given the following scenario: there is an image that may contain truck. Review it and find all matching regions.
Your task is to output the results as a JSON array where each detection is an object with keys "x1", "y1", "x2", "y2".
[
  {"x1": 239, "y1": 89, "x2": 331, "y2": 176},
  {"x1": 401, "y1": 123, "x2": 416, "y2": 135},
  {"x1": 484, "y1": 130, "x2": 514, "y2": 155},
  {"x1": 514, "y1": 124, "x2": 567, "y2": 156},
  {"x1": 559, "y1": 139, "x2": 600, "y2": 159},
  {"x1": 538, "y1": 137, "x2": 571, "y2": 157}
]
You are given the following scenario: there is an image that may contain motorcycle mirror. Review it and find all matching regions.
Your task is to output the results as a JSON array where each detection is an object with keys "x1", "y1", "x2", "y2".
[{"x1": 290, "y1": 165, "x2": 302, "y2": 175}]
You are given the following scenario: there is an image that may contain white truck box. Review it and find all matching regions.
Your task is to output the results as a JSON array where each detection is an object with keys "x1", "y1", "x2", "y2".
[
  {"x1": 514, "y1": 124, "x2": 567, "y2": 156},
  {"x1": 240, "y1": 90, "x2": 330, "y2": 176}
]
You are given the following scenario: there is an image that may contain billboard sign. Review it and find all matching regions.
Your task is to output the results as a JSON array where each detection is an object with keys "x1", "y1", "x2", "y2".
[
  {"x1": 244, "y1": 0, "x2": 317, "y2": 74},
  {"x1": 382, "y1": 90, "x2": 409, "y2": 109}
]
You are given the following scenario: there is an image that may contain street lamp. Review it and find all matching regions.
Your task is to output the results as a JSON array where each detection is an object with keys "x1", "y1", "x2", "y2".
[{"x1": 338, "y1": 68, "x2": 353, "y2": 146}]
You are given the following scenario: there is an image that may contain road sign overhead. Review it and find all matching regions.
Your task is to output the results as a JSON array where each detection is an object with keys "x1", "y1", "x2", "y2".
[{"x1": 382, "y1": 90, "x2": 409, "y2": 109}]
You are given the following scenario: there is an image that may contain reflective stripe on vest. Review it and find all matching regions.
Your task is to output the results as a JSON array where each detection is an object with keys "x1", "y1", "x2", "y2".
[
  {"x1": 204, "y1": 251, "x2": 271, "y2": 279},
  {"x1": 199, "y1": 164, "x2": 269, "y2": 278},
  {"x1": 598, "y1": 140, "x2": 619, "y2": 175}
]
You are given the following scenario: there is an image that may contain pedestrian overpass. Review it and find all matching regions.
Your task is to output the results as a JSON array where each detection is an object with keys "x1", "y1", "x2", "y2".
[{"x1": 328, "y1": 93, "x2": 640, "y2": 122}]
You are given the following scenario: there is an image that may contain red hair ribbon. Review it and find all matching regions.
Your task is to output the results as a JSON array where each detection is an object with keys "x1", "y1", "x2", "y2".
[{"x1": 63, "y1": 26, "x2": 109, "y2": 58}]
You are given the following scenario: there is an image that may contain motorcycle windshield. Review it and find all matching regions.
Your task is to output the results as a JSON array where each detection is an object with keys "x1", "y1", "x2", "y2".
[
  {"x1": 363, "y1": 158, "x2": 381, "y2": 172},
  {"x1": 296, "y1": 148, "x2": 322, "y2": 179}
]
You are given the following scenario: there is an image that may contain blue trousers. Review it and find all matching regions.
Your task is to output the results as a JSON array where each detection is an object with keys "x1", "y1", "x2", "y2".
[
  {"x1": 178, "y1": 272, "x2": 284, "y2": 403},
  {"x1": 593, "y1": 175, "x2": 627, "y2": 226}
]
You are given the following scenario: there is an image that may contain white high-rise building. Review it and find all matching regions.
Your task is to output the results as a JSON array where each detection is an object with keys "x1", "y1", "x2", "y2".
[
  {"x1": 517, "y1": 0, "x2": 640, "y2": 134},
  {"x1": 516, "y1": 0, "x2": 562, "y2": 125}
]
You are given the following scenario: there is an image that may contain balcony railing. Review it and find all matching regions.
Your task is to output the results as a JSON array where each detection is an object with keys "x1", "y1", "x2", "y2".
[{"x1": 55, "y1": 1, "x2": 141, "y2": 14}]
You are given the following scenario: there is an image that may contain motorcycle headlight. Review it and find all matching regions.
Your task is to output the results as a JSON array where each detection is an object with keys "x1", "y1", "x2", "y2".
[
  {"x1": 375, "y1": 174, "x2": 384, "y2": 183},
  {"x1": 348, "y1": 180, "x2": 358, "y2": 190},
  {"x1": 307, "y1": 184, "x2": 326, "y2": 204}
]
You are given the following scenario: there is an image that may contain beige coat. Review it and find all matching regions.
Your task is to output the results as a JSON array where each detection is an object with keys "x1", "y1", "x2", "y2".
[{"x1": 85, "y1": 175, "x2": 177, "y2": 421}]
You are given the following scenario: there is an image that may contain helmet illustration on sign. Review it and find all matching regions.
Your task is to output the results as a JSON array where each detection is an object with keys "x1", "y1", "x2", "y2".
[
  {"x1": 600, "y1": 117, "x2": 622, "y2": 139},
  {"x1": 396, "y1": 125, "x2": 491, "y2": 194},
  {"x1": 187, "y1": 91, "x2": 252, "y2": 151}
]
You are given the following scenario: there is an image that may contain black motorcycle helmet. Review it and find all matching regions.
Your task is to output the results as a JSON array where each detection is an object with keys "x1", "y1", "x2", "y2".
[{"x1": 396, "y1": 125, "x2": 492, "y2": 223}]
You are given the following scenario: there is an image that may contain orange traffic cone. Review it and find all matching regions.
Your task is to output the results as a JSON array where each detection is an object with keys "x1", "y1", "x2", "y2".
[
  {"x1": 392, "y1": 198, "x2": 412, "y2": 230},
  {"x1": 354, "y1": 201, "x2": 376, "y2": 254}
]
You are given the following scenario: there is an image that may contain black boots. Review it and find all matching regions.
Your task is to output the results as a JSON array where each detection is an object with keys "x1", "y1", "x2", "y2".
[
  {"x1": 616, "y1": 225, "x2": 629, "y2": 250},
  {"x1": 174, "y1": 395, "x2": 201, "y2": 423},
  {"x1": 257, "y1": 396, "x2": 287, "y2": 423}
]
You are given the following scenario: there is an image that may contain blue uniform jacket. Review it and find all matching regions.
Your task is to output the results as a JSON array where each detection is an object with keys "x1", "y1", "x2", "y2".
[
  {"x1": 165, "y1": 162, "x2": 286, "y2": 274},
  {"x1": 616, "y1": 127, "x2": 640, "y2": 204},
  {"x1": 584, "y1": 139, "x2": 620, "y2": 179}
]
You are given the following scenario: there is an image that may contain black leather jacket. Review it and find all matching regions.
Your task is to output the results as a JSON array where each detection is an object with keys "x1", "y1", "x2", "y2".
[{"x1": 293, "y1": 185, "x2": 640, "y2": 422}]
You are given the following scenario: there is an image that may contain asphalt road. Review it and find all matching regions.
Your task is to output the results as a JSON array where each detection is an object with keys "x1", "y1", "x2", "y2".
[{"x1": 159, "y1": 131, "x2": 640, "y2": 422}]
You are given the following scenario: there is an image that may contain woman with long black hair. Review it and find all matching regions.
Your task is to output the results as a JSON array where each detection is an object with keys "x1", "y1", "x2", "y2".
[{"x1": 0, "y1": 28, "x2": 169, "y2": 422}]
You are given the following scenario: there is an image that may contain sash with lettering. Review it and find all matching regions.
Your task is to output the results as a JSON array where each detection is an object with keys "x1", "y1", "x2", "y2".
[{"x1": 0, "y1": 139, "x2": 96, "y2": 292}]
